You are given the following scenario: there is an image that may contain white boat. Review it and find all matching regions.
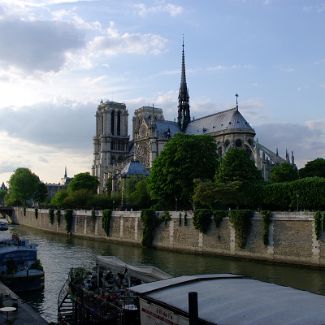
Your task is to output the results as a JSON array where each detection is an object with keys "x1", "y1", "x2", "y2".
[{"x1": 0, "y1": 233, "x2": 44, "y2": 292}]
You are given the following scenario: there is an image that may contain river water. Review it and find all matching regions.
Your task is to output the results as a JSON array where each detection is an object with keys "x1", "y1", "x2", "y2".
[{"x1": 6, "y1": 224, "x2": 325, "y2": 323}]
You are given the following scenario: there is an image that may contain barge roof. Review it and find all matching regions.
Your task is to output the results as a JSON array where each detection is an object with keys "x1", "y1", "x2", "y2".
[{"x1": 131, "y1": 274, "x2": 325, "y2": 325}]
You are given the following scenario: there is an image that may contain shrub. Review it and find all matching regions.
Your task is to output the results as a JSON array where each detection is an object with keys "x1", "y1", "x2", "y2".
[
  {"x1": 64, "y1": 209, "x2": 73, "y2": 234},
  {"x1": 229, "y1": 210, "x2": 253, "y2": 249},
  {"x1": 102, "y1": 209, "x2": 112, "y2": 237},
  {"x1": 141, "y1": 210, "x2": 161, "y2": 248},
  {"x1": 35, "y1": 208, "x2": 38, "y2": 219},
  {"x1": 193, "y1": 209, "x2": 212, "y2": 234},
  {"x1": 263, "y1": 177, "x2": 325, "y2": 211}
]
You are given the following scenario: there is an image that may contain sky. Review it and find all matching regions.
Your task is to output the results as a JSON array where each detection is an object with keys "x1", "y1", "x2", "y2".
[{"x1": 0, "y1": 0, "x2": 324, "y2": 184}]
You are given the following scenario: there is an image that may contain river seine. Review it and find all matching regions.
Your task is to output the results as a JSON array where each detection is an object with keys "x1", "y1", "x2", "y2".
[{"x1": 7, "y1": 224, "x2": 325, "y2": 323}]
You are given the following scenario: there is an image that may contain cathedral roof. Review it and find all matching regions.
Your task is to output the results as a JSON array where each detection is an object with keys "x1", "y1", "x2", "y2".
[
  {"x1": 155, "y1": 120, "x2": 180, "y2": 139},
  {"x1": 121, "y1": 160, "x2": 149, "y2": 177},
  {"x1": 185, "y1": 107, "x2": 255, "y2": 136}
]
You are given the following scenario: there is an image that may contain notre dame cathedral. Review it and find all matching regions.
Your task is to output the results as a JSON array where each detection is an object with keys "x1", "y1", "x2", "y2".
[{"x1": 92, "y1": 44, "x2": 294, "y2": 192}]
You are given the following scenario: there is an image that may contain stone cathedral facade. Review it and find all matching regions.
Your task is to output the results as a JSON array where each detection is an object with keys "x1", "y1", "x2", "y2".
[{"x1": 92, "y1": 45, "x2": 294, "y2": 192}]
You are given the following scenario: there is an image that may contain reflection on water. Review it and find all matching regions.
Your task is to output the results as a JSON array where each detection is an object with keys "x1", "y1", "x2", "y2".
[{"x1": 7, "y1": 224, "x2": 325, "y2": 323}]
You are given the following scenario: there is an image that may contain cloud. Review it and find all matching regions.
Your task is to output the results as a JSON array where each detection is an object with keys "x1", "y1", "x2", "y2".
[
  {"x1": 207, "y1": 64, "x2": 252, "y2": 71},
  {"x1": 134, "y1": 1, "x2": 183, "y2": 17},
  {"x1": 0, "y1": 18, "x2": 86, "y2": 73},
  {"x1": 88, "y1": 22, "x2": 167, "y2": 57},
  {"x1": 0, "y1": 101, "x2": 95, "y2": 151},
  {"x1": 255, "y1": 122, "x2": 325, "y2": 168}
]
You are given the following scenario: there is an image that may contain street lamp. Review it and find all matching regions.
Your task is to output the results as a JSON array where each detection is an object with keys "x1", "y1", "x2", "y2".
[
  {"x1": 175, "y1": 198, "x2": 178, "y2": 211},
  {"x1": 296, "y1": 194, "x2": 299, "y2": 212}
]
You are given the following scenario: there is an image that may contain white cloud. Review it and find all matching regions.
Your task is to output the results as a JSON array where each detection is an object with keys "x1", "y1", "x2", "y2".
[
  {"x1": 134, "y1": 1, "x2": 183, "y2": 17},
  {"x1": 0, "y1": 131, "x2": 92, "y2": 184},
  {"x1": 255, "y1": 121, "x2": 325, "y2": 168},
  {"x1": 0, "y1": 101, "x2": 95, "y2": 151},
  {"x1": 88, "y1": 22, "x2": 168, "y2": 57},
  {"x1": 0, "y1": 18, "x2": 86, "y2": 73},
  {"x1": 207, "y1": 64, "x2": 252, "y2": 71}
]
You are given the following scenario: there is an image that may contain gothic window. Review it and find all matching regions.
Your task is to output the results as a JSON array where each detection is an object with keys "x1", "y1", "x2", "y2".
[
  {"x1": 117, "y1": 111, "x2": 121, "y2": 136},
  {"x1": 224, "y1": 139, "x2": 230, "y2": 148},
  {"x1": 111, "y1": 111, "x2": 115, "y2": 135},
  {"x1": 235, "y1": 139, "x2": 242, "y2": 147}
]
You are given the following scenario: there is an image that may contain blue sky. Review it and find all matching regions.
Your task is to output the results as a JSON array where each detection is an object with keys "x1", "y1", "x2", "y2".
[{"x1": 0, "y1": 0, "x2": 324, "y2": 183}]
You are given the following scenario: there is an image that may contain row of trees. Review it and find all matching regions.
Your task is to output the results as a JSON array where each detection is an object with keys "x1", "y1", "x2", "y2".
[{"x1": 3, "y1": 134, "x2": 325, "y2": 211}]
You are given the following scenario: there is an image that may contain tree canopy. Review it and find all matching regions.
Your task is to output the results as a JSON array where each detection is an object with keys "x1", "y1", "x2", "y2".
[
  {"x1": 269, "y1": 162, "x2": 298, "y2": 183},
  {"x1": 299, "y1": 158, "x2": 325, "y2": 178},
  {"x1": 148, "y1": 133, "x2": 218, "y2": 210},
  {"x1": 6, "y1": 168, "x2": 46, "y2": 206},
  {"x1": 214, "y1": 148, "x2": 263, "y2": 209},
  {"x1": 67, "y1": 172, "x2": 99, "y2": 193},
  {"x1": 216, "y1": 148, "x2": 262, "y2": 183}
]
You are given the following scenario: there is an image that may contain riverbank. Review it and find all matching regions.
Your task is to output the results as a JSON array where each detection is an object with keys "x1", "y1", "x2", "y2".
[
  {"x1": 13, "y1": 208, "x2": 325, "y2": 268},
  {"x1": 0, "y1": 280, "x2": 47, "y2": 325}
]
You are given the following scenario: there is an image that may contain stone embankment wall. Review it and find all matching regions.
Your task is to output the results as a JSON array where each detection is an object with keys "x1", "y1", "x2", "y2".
[{"x1": 13, "y1": 208, "x2": 325, "y2": 268}]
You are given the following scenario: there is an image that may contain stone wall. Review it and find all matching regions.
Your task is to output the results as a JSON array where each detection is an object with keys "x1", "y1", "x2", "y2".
[{"x1": 13, "y1": 208, "x2": 324, "y2": 267}]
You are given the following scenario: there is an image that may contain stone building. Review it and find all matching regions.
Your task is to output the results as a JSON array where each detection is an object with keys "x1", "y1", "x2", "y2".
[{"x1": 92, "y1": 43, "x2": 294, "y2": 192}]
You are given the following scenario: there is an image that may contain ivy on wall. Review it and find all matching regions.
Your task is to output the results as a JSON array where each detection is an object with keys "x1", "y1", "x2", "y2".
[
  {"x1": 193, "y1": 209, "x2": 212, "y2": 234},
  {"x1": 56, "y1": 209, "x2": 61, "y2": 226},
  {"x1": 314, "y1": 211, "x2": 325, "y2": 240},
  {"x1": 213, "y1": 210, "x2": 227, "y2": 228},
  {"x1": 102, "y1": 209, "x2": 112, "y2": 237},
  {"x1": 92, "y1": 209, "x2": 96, "y2": 220},
  {"x1": 179, "y1": 212, "x2": 182, "y2": 226},
  {"x1": 262, "y1": 210, "x2": 272, "y2": 246},
  {"x1": 229, "y1": 210, "x2": 253, "y2": 249},
  {"x1": 49, "y1": 208, "x2": 55, "y2": 225},
  {"x1": 23, "y1": 207, "x2": 26, "y2": 216},
  {"x1": 35, "y1": 208, "x2": 38, "y2": 219},
  {"x1": 160, "y1": 211, "x2": 171, "y2": 226},
  {"x1": 65, "y1": 209, "x2": 73, "y2": 234},
  {"x1": 141, "y1": 209, "x2": 161, "y2": 248}
]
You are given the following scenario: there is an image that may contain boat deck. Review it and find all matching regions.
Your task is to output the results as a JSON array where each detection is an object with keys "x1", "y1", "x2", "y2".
[{"x1": 0, "y1": 281, "x2": 47, "y2": 325}]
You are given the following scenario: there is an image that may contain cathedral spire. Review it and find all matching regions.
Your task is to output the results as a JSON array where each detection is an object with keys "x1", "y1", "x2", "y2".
[{"x1": 178, "y1": 37, "x2": 190, "y2": 131}]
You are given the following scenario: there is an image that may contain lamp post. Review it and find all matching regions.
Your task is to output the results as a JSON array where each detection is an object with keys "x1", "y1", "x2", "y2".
[
  {"x1": 296, "y1": 193, "x2": 299, "y2": 212},
  {"x1": 175, "y1": 198, "x2": 178, "y2": 211}
]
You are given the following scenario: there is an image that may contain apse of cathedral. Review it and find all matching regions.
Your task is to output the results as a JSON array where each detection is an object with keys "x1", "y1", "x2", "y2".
[{"x1": 92, "y1": 43, "x2": 295, "y2": 192}]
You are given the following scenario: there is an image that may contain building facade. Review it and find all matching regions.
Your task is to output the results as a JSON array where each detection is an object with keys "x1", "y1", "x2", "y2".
[{"x1": 92, "y1": 44, "x2": 294, "y2": 192}]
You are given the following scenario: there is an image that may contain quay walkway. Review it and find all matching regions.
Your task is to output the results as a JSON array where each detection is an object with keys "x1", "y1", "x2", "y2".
[{"x1": 0, "y1": 281, "x2": 47, "y2": 325}]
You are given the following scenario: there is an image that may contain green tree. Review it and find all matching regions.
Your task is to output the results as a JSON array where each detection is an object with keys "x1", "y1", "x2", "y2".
[
  {"x1": 216, "y1": 148, "x2": 262, "y2": 183},
  {"x1": 269, "y1": 162, "x2": 298, "y2": 183},
  {"x1": 67, "y1": 172, "x2": 99, "y2": 193},
  {"x1": 34, "y1": 182, "x2": 48, "y2": 204},
  {"x1": 50, "y1": 189, "x2": 69, "y2": 208},
  {"x1": 129, "y1": 178, "x2": 151, "y2": 209},
  {"x1": 299, "y1": 158, "x2": 325, "y2": 178},
  {"x1": 63, "y1": 189, "x2": 93, "y2": 209},
  {"x1": 215, "y1": 148, "x2": 263, "y2": 209},
  {"x1": 6, "y1": 168, "x2": 41, "y2": 206},
  {"x1": 149, "y1": 133, "x2": 218, "y2": 210}
]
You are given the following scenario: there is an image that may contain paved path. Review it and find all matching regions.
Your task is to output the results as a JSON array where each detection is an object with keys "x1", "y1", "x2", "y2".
[{"x1": 0, "y1": 281, "x2": 47, "y2": 325}]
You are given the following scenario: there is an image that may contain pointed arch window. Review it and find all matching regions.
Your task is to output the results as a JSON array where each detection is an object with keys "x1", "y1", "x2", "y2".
[
  {"x1": 117, "y1": 111, "x2": 121, "y2": 136},
  {"x1": 111, "y1": 111, "x2": 115, "y2": 135}
]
